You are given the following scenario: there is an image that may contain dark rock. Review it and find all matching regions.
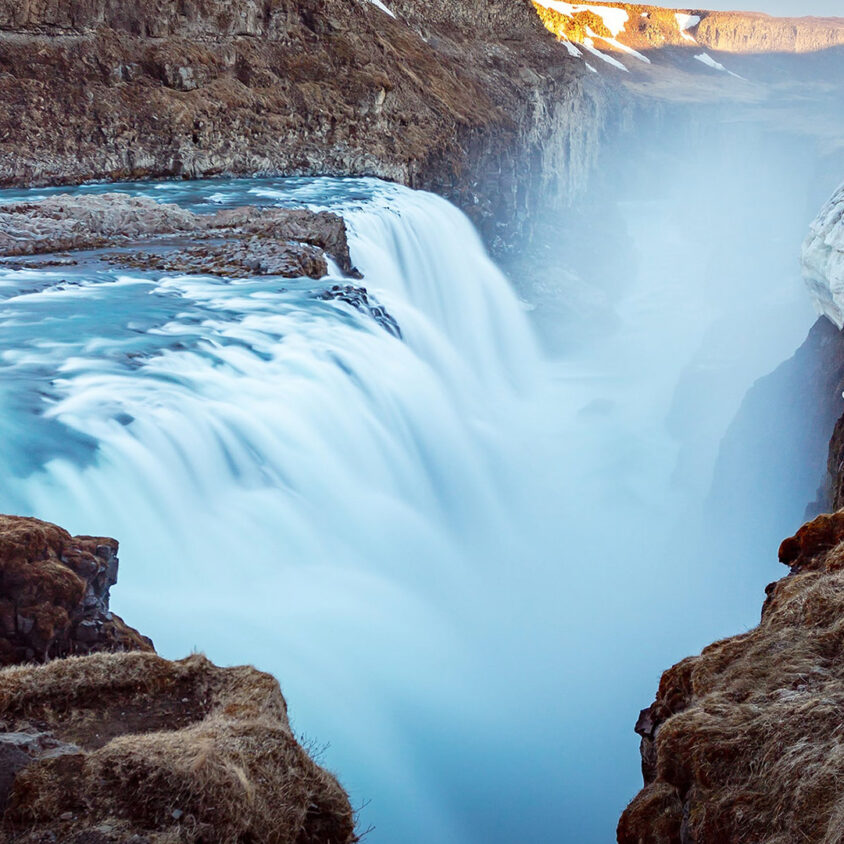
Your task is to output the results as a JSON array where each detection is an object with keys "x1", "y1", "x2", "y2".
[
  {"x1": 0, "y1": 515, "x2": 153, "y2": 666},
  {"x1": 0, "y1": 743, "x2": 31, "y2": 811},
  {"x1": 0, "y1": 195, "x2": 358, "y2": 281},
  {"x1": 317, "y1": 284, "x2": 402, "y2": 338}
]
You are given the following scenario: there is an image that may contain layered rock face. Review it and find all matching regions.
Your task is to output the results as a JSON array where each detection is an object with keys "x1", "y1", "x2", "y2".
[
  {"x1": 0, "y1": 0, "x2": 606, "y2": 249},
  {"x1": 0, "y1": 515, "x2": 152, "y2": 665},
  {"x1": 0, "y1": 515, "x2": 356, "y2": 843}
]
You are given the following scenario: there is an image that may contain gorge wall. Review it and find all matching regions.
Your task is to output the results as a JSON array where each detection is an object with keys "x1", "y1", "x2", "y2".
[
  {"x1": 4, "y1": 0, "x2": 840, "y2": 253},
  {"x1": 0, "y1": 0, "x2": 614, "y2": 250},
  {"x1": 618, "y1": 181, "x2": 844, "y2": 843}
]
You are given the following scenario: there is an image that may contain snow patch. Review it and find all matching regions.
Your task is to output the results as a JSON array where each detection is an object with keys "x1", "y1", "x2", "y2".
[
  {"x1": 585, "y1": 62, "x2": 598, "y2": 73},
  {"x1": 581, "y1": 38, "x2": 629, "y2": 72},
  {"x1": 694, "y1": 52, "x2": 744, "y2": 78},
  {"x1": 558, "y1": 37, "x2": 584, "y2": 57},
  {"x1": 676, "y1": 12, "x2": 701, "y2": 43},
  {"x1": 534, "y1": 1, "x2": 629, "y2": 38},
  {"x1": 367, "y1": 0, "x2": 396, "y2": 18},
  {"x1": 803, "y1": 182, "x2": 844, "y2": 328},
  {"x1": 587, "y1": 26, "x2": 651, "y2": 63}
]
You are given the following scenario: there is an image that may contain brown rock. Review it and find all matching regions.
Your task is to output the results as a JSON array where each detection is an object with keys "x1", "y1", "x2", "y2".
[
  {"x1": 0, "y1": 193, "x2": 358, "y2": 279},
  {"x1": 619, "y1": 511, "x2": 844, "y2": 843},
  {"x1": 0, "y1": 651, "x2": 357, "y2": 843},
  {"x1": 0, "y1": 0, "x2": 596, "y2": 252},
  {"x1": 0, "y1": 514, "x2": 153, "y2": 665}
]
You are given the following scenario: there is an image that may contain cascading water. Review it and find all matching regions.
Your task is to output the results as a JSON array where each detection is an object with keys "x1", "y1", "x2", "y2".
[
  {"x1": 0, "y1": 178, "x2": 583, "y2": 843},
  {"x1": 0, "y1": 168, "x2": 820, "y2": 842}
]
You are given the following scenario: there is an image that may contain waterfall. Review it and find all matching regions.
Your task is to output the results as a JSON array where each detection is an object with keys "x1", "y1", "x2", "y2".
[{"x1": 0, "y1": 178, "x2": 573, "y2": 843}]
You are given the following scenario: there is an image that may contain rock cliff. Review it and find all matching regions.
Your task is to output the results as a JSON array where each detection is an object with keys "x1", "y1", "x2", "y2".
[
  {"x1": 0, "y1": 515, "x2": 357, "y2": 843},
  {"x1": 0, "y1": 0, "x2": 609, "y2": 250},
  {"x1": 0, "y1": 515, "x2": 152, "y2": 665},
  {"x1": 618, "y1": 512, "x2": 844, "y2": 844},
  {"x1": 619, "y1": 181, "x2": 844, "y2": 843}
]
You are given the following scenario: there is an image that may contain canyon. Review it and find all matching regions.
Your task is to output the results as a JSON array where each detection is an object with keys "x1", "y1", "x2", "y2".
[
  {"x1": 2, "y1": 1, "x2": 844, "y2": 843},
  {"x1": 618, "y1": 181, "x2": 844, "y2": 842}
]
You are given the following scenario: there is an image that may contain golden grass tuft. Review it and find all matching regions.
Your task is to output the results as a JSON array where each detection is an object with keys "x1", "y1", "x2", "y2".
[{"x1": 1, "y1": 652, "x2": 357, "y2": 843}]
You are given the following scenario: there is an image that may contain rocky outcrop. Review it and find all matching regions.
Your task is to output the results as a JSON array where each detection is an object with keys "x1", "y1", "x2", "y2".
[
  {"x1": 0, "y1": 0, "x2": 607, "y2": 250},
  {"x1": 0, "y1": 514, "x2": 357, "y2": 842},
  {"x1": 0, "y1": 651, "x2": 356, "y2": 843},
  {"x1": 0, "y1": 514, "x2": 153, "y2": 665},
  {"x1": 0, "y1": 193, "x2": 357, "y2": 278},
  {"x1": 618, "y1": 511, "x2": 844, "y2": 844}
]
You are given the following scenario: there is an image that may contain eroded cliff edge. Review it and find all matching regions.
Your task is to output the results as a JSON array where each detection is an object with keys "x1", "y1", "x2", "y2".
[
  {"x1": 0, "y1": 0, "x2": 612, "y2": 250},
  {"x1": 618, "y1": 181, "x2": 844, "y2": 844},
  {"x1": 0, "y1": 514, "x2": 357, "y2": 844}
]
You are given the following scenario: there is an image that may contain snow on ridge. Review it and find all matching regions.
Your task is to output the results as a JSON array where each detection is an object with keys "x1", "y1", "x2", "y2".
[
  {"x1": 589, "y1": 27, "x2": 651, "y2": 63},
  {"x1": 676, "y1": 12, "x2": 701, "y2": 43},
  {"x1": 694, "y1": 52, "x2": 743, "y2": 78},
  {"x1": 803, "y1": 183, "x2": 844, "y2": 329},
  {"x1": 581, "y1": 37, "x2": 629, "y2": 71},
  {"x1": 534, "y1": 1, "x2": 630, "y2": 38},
  {"x1": 559, "y1": 38, "x2": 584, "y2": 57},
  {"x1": 367, "y1": 0, "x2": 396, "y2": 18}
]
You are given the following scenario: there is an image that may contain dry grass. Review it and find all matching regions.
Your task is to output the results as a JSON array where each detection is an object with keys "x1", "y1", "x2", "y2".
[
  {"x1": 1, "y1": 652, "x2": 357, "y2": 843},
  {"x1": 619, "y1": 511, "x2": 844, "y2": 843}
]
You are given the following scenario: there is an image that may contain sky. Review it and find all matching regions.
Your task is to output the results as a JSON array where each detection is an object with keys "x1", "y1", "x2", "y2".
[{"x1": 688, "y1": 0, "x2": 842, "y2": 15}]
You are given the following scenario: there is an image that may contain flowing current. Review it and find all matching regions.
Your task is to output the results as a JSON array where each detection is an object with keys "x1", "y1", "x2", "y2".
[
  {"x1": 0, "y1": 175, "x2": 817, "y2": 842},
  {"x1": 0, "y1": 178, "x2": 577, "y2": 842}
]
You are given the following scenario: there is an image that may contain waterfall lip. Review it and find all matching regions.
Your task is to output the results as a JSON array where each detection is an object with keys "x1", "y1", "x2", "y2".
[
  {"x1": 0, "y1": 175, "x2": 555, "y2": 843},
  {"x1": 0, "y1": 175, "x2": 541, "y2": 475}
]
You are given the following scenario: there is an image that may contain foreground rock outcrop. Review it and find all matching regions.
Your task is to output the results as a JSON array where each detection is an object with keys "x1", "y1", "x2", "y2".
[
  {"x1": 0, "y1": 652, "x2": 356, "y2": 843},
  {"x1": 0, "y1": 515, "x2": 152, "y2": 666},
  {"x1": 0, "y1": 515, "x2": 356, "y2": 843},
  {"x1": 618, "y1": 511, "x2": 844, "y2": 844}
]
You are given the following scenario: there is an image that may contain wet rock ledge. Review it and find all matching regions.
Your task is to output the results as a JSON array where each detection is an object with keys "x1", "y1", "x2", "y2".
[
  {"x1": 0, "y1": 515, "x2": 357, "y2": 844},
  {"x1": 0, "y1": 192, "x2": 358, "y2": 278}
]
